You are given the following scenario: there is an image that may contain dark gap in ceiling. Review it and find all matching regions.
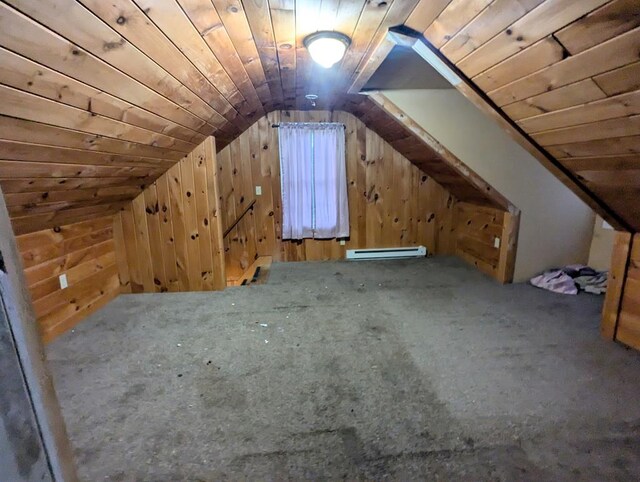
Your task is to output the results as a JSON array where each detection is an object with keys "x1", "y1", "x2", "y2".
[{"x1": 363, "y1": 45, "x2": 453, "y2": 91}]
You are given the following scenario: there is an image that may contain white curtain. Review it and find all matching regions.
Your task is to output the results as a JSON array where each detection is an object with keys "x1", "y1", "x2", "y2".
[{"x1": 278, "y1": 123, "x2": 349, "y2": 240}]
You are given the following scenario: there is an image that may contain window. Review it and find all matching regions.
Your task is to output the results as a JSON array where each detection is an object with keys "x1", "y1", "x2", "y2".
[{"x1": 278, "y1": 122, "x2": 349, "y2": 240}]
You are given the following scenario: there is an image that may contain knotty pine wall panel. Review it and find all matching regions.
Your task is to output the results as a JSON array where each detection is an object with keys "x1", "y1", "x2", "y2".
[
  {"x1": 609, "y1": 233, "x2": 640, "y2": 350},
  {"x1": 112, "y1": 111, "x2": 513, "y2": 289},
  {"x1": 601, "y1": 232, "x2": 633, "y2": 340},
  {"x1": 113, "y1": 137, "x2": 226, "y2": 293},
  {"x1": 217, "y1": 137, "x2": 260, "y2": 281},
  {"x1": 217, "y1": 110, "x2": 458, "y2": 267},
  {"x1": 452, "y1": 202, "x2": 519, "y2": 283},
  {"x1": 16, "y1": 215, "x2": 119, "y2": 343}
]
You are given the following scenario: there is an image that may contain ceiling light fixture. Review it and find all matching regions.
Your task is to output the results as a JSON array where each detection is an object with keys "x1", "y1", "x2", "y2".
[{"x1": 303, "y1": 31, "x2": 351, "y2": 69}]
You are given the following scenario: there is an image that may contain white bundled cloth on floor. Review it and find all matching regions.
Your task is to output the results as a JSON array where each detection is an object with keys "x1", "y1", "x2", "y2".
[{"x1": 530, "y1": 265, "x2": 607, "y2": 295}]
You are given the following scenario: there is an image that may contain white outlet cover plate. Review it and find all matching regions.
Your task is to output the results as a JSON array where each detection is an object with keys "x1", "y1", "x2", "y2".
[
  {"x1": 255, "y1": 186, "x2": 262, "y2": 196},
  {"x1": 59, "y1": 273, "x2": 68, "y2": 289},
  {"x1": 494, "y1": 237, "x2": 501, "y2": 248}
]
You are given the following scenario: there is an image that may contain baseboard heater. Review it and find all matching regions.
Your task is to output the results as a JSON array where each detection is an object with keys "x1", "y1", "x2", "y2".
[{"x1": 346, "y1": 246, "x2": 427, "y2": 260}]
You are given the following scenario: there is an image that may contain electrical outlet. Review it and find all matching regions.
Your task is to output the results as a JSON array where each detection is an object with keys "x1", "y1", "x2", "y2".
[
  {"x1": 255, "y1": 185, "x2": 262, "y2": 196},
  {"x1": 59, "y1": 273, "x2": 68, "y2": 289},
  {"x1": 339, "y1": 240, "x2": 346, "y2": 246},
  {"x1": 494, "y1": 237, "x2": 501, "y2": 249}
]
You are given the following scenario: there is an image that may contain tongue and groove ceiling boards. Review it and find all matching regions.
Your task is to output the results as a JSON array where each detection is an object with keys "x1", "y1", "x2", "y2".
[
  {"x1": 403, "y1": 0, "x2": 640, "y2": 231},
  {"x1": 0, "y1": 0, "x2": 637, "y2": 234},
  {"x1": 0, "y1": 0, "x2": 512, "y2": 235}
]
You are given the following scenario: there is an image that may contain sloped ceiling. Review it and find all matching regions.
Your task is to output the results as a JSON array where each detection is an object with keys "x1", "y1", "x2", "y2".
[
  {"x1": 2, "y1": 0, "x2": 509, "y2": 234},
  {"x1": 404, "y1": 0, "x2": 640, "y2": 231},
  {"x1": 1, "y1": 0, "x2": 636, "y2": 233}
]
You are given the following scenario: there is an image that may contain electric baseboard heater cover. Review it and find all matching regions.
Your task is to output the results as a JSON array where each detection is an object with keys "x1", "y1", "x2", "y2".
[{"x1": 346, "y1": 246, "x2": 427, "y2": 260}]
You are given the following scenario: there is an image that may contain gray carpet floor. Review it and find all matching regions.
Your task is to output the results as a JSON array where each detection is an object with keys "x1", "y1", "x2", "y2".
[{"x1": 47, "y1": 257, "x2": 640, "y2": 480}]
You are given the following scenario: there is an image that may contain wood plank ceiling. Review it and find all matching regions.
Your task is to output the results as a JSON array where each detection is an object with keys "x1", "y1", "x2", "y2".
[
  {"x1": 0, "y1": 0, "x2": 637, "y2": 233},
  {"x1": 404, "y1": 0, "x2": 640, "y2": 230},
  {"x1": 3, "y1": 0, "x2": 495, "y2": 234}
]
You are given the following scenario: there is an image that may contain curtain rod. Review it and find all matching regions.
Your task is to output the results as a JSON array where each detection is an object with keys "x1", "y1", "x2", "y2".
[{"x1": 271, "y1": 123, "x2": 346, "y2": 129}]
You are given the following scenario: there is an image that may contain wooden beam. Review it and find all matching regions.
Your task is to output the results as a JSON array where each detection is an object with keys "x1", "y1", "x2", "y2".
[
  {"x1": 497, "y1": 208, "x2": 520, "y2": 284},
  {"x1": 601, "y1": 231, "x2": 633, "y2": 339},
  {"x1": 347, "y1": 33, "x2": 395, "y2": 95},
  {"x1": 344, "y1": 0, "x2": 421, "y2": 96},
  {"x1": 364, "y1": 91, "x2": 515, "y2": 213},
  {"x1": 614, "y1": 234, "x2": 640, "y2": 348}
]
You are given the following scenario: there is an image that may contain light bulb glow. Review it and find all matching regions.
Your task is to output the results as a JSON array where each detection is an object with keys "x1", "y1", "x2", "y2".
[{"x1": 304, "y1": 32, "x2": 351, "y2": 69}]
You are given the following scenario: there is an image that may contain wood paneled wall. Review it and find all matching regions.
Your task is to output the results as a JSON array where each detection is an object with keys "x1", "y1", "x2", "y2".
[
  {"x1": 613, "y1": 234, "x2": 640, "y2": 348},
  {"x1": 16, "y1": 216, "x2": 119, "y2": 343},
  {"x1": 217, "y1": 110, "x2": 458, "y2": 272},
  {"x1": 452, "y1": 203, "x2": 519, "y2": 284},
  {"x1": 113, "y1": 137, "x2": 225, "y2": 293},
  {"x1": 602, "y1": 232, "x2": 640, "y2": 350},
  {"x1": 217, "y1": 126, "x2": 261, "y2": 281},
  {"x1": 112, "y1": 111, "x2": 517, "y2": 290}
]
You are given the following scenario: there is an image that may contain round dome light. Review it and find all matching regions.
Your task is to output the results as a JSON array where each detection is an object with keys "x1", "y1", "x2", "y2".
[{"x1": 303, "y1": 31, "x2": 351, "y2": 69}]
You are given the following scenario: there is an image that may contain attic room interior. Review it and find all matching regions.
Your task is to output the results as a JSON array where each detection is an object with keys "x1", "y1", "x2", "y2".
[{"x1": 2, "y1": 0, "x2": 640, "y2": 479}]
